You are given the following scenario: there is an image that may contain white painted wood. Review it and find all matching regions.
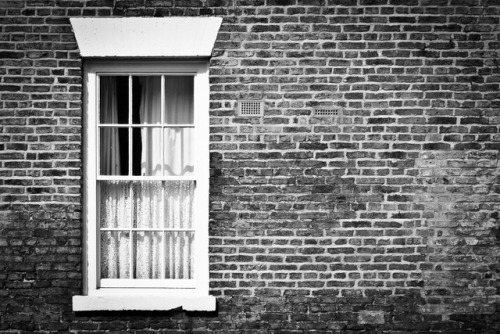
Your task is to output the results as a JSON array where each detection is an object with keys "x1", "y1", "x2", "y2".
[
  {"x1": 193, "y1": 63, "x2": 210, "y2": 295},
  {"x1": 70, "y1": 17, "x2": 222, "y2": 58},
  {"x1": 100, "y1": 228, "x2": 196, "y2": 232},
  {"x1": 100, "y1": 278, "x2": 196, "y2": 288},
  {"x1": 79, "y1": 287, "x2": 208, "y2": 297},
  {"x1": 83, "y1": 65, "x2": 98, "y2": 295},
  {"x1": 97, "y1": 124, "x2": 195, "y2": 127},
  {"x1": 96, "y1": 176, "x2": 198, "y2": 181},
  {"x1": 73, "y1": 295, "x2": 216, "y2": 312}
]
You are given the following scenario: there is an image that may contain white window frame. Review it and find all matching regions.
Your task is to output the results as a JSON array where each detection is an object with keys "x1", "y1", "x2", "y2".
[{"x1": 73, "y1": 60, "x2": 213, "y2": 312}]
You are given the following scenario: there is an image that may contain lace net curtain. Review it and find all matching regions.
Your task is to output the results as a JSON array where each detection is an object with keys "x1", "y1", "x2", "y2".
[{"x1": 99, "y1": 76, "x2": 194, "y2": 280}]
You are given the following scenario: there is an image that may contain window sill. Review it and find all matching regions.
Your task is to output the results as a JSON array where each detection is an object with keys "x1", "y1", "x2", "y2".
[{"x1": 72, "y1": 294, "x2": 216, "y2": 312}]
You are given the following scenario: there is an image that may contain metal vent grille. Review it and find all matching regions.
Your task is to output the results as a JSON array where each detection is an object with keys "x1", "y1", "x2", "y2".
[
  {"x1": 238, "y1": 100, "x2": 264, "y2": 116},
  {"x1": 314, "y1": 108, "x2": 341, "y2": 116}
]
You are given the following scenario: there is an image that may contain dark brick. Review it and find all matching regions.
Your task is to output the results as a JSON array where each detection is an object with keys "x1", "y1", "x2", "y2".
[{"x1": 423, "y1": 143, "x2": 451, "y2": 150}]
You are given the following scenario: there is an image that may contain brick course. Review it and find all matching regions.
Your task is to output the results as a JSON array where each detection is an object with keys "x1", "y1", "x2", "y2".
[{"x1": 1, "y1": 0, "x2": 500, "y2": 333}]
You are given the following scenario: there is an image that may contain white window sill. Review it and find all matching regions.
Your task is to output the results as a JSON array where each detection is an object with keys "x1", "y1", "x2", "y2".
[{"x1": 72, "y1": 295, "x2": 216, "y2": 312}]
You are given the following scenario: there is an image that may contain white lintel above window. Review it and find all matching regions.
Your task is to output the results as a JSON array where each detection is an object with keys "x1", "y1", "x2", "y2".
[{"x1": 70, "y1": 17, "x2": 222, "y2": 58}]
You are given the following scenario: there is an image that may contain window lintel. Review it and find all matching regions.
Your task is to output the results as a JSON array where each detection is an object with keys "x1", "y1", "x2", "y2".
[{"x1": 70, "y1": 17, "x2": 222, "y2": 58}]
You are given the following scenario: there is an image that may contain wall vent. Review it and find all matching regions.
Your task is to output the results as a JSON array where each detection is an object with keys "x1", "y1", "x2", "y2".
[
  {"x1": 238, "y1": 100, "x2": 264, "y2": 117},
  {"x1": 314, "y1": 108, "x2": 341, "y2": 117}
]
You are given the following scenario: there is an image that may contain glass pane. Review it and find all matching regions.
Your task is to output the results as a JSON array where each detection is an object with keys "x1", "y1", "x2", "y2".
[
  {"x1": 132, "y1": 181, "x2": 163, "y2": 229},
  {"x1": 101, "y1": 231, "x2": 130, "y2": 279},
  {"x1": 100, "y1": 76, "x2": 129, "y2": 124},
  {"x1": 100, "y1": 127, "x2": 129, "y2": 176},
  {"x1": 136, "y1": 127, "x2": 162, "y2": 176},
  {"x1": 99, "y1": 181, "x2": 131, "y2": 228},
  {"x1": 134, "y1": 76, "x2": 161, "y2": 124},
  {"x1": 133, "y1": 231, "x2": 162, "y2": 279},
  {"x1": 164, "y1": 76, "x2": 194, "y2": 125},
  {"x1": 164, "y1": 128, "x2": 194, "y2": 176},
  {"x1": 132, "y1": 127, "x2": 143, "y2": 176},
  {"x1": 165, "y1": 231, "x2": 194, "y2": 279},
  {"x1": 164, "y1": 181, "x2": 194, "y2": 229}
]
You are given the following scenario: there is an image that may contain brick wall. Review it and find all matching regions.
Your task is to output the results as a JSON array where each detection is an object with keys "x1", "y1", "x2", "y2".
[{"x1": 1, "y1": 0, "x2": 500, "y2": 332}]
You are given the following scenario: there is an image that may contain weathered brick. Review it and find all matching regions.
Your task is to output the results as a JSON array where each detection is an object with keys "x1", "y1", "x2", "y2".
[{"x1": 0, "y1": 0, "x2": 499, "y2": 332}]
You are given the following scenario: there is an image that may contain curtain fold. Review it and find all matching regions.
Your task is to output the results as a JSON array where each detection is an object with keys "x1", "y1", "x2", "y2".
[
  {"x1": 164, "y1": 181, "x2": 194, "y2": 279},
  {"x1": 100, "y1": 77, "x2": 130, "y2": 279},
  {"x1": 139, "y1": 77, "x2": 162, "y2": 176},
  {"x1": 164, "y1": 76, "x2": 194, "y2": 177},
  {"x1": 100, "y1": 77, "x2": 120, "y2": 175}
]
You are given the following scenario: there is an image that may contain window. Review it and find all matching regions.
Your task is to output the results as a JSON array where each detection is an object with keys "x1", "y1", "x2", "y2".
[
  {"x1": 70, "y1": 17, "x2": 221, "y2": 312},
  {"x1": 74, "y1": 61, "x2": 212, "y2": 311}
]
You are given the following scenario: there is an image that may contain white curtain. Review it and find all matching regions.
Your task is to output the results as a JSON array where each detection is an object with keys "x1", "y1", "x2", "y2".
[
  {"x1": 164, "y1": 76, "x2": 194, "y2": 177},
  {"x1": 100, "y1": 182, "x2": 130, "y2": 279},
  {"x1": 100, "y1": 76, "x2": 194, "y2": 280},
  {"x1": 138, "y1": 76, "x2": 194, "y2": 177},
  {"x1": 100, "y1": 77, "x2": 130, "y2": 279},
  {"x1": 99, "y1": 77, "x2": 120, "y2": 175},
  {"x1": 136, "y1": 77, "x2": 162, "y2": 279},
  {"x1": 164, "y1": 181, "x2": 194, "y2": 279}
]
